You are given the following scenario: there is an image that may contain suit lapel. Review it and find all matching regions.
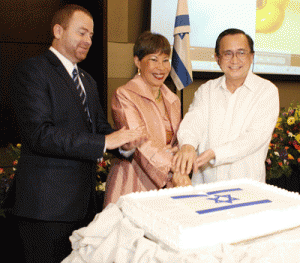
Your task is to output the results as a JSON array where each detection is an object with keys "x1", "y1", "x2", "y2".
[
  {"x1": 45, "y1": 50, "x2": 73, "y2": 85},
  {"x1": 45, "y1": 50, "x2": 93, "y2": 131}
]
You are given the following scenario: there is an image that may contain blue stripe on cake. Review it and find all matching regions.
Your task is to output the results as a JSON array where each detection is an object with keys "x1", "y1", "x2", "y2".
[
  {"x1": 171, "y1": 188, "x2": 243, "y2": 199},
  {"x1": 171, "y1": 194, "x2": 207, "y2": 199},
  {"x1": 206, "y1": 188, "x2": 242, "y2": 195},
  {"x1": 196, "y1": 200, "x2": 272, "y2": 215}
]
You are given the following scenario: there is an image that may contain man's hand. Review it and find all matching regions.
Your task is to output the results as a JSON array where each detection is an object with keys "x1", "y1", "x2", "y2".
[
  {"x1": 172, "y1": 172, "x2": 192, "y2": 187},
  {"x1": 193, "y1": 149, "x2": 215, "y2": 173},
  {"x1": 172, "y1": 144, "x2": 197, "y2": 175},
  {"x1": 105, "y1": 127, "x2": 147, "y2": 150}
]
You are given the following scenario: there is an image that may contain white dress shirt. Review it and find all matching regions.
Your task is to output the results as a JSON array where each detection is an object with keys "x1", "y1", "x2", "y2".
[
  {"x1": 50, "y1": 47, "x2": 86, "y2": 94},
  {"x1": 178, "y1": 71, "x2": 279, "y2": 184}
]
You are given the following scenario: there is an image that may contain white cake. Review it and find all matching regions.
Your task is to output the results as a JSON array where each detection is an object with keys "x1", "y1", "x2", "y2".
[{"x1": 118, "y1": 179, "x2": 300, "y2": 251}]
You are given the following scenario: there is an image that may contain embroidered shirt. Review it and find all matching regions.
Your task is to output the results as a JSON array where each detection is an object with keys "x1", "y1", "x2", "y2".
[{"x1": 178, "y1": 71, "x2": 279, "y2": 184}]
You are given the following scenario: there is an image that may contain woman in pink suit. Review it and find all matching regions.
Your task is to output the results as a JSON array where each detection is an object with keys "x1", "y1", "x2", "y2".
[{"x1": 104, "y1": 31, "x2": 191, "y2": 207}]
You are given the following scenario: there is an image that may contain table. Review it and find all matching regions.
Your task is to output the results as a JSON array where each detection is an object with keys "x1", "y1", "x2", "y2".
[{"x1": 62, "y1": 203, "x2": 300, "y2": 263}]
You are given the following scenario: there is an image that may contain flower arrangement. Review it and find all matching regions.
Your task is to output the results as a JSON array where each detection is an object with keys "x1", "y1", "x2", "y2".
[
  {"x1": 0, "y1": 144, "x2": 111, "y2": 197},
  {"x1": 0, "y1": 143, "x2": 21, "y2": 217},
  {"x1": 266, "y1": 102, "x2": 300, "y2": 180},
  {"x1": 0, "y1": 144, "x2": 112, "y2": 216},
  {"x1": 0, "y1": 144, "x2": 20, "y2": 193},
  {"x1": 96, "y1": 152, "x2": 113, "y2": 192}
]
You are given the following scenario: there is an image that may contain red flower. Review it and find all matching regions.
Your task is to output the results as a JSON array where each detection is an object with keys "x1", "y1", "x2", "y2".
[
  {"x1": 98, "y1": 160, "x2": 106, "y2": 168},
  {"x1": 13, "y1": 160, "x2": 18, "y2": 166},
  {"x1": 278, "y1": 162, "x2": 283, "y2": 166},
  {"x1": 293, "y1": 141, "x2": 300, "y2": 150},
  {"x1": 0, "y1": 168, "x2": 4, "y2": 174}
]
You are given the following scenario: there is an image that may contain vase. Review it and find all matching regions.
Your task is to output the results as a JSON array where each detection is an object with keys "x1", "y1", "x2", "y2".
[
  {"x1": 286, "y1": 165, "x2": 300, "y2": 193},
  {"x1": 96, "y1": 191, "x2": 105, "y2": 213},
  {"x1": 267, "y1": 176, "x2": 288, "y2": 190},
  {"x1": 267, "y1": 165, "x2": 300, "y2": 193},
  {"x1": 0, "y1": 213, "x2": 22, "y2": 260}
]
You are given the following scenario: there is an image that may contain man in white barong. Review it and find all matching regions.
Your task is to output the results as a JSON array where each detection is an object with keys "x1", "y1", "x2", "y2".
[{"x1": 173, "y1": 28, "x2": 279, "y2": 184}]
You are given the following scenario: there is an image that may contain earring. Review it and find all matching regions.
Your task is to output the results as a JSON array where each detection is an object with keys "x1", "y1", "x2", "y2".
[{"x1": 138, "y1": 68, "x2": 141, "y2": 75}]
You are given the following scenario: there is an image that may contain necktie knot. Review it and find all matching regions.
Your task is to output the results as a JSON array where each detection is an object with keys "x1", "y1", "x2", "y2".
[{"x1": 72, "y1": 68, "x2": 79, "y2": 80}]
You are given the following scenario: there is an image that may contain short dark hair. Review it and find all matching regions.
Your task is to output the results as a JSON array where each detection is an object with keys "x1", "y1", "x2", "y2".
[
  {"x1": 134, "y1": 31, "x2": 171, "y2": 61},
  {"x1": 215, "y1": 28, "x2": 254, "y2": 56},
  {"x1": 51, "y1": 4, "x2": 93, "y2": 37}
]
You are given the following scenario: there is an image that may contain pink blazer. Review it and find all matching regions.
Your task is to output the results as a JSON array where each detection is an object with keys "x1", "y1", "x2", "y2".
[{"x1": 104, "y1": 75, "x2": 181, "y2": 207}]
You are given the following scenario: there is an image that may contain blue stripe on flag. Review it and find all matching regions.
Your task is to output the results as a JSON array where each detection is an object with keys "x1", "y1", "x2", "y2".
[
  {"x1": 196, "y1": 200, "x2": 272, "y2": 215},
  {"x1": 175, "y1": 15, "x2": 190, "y2": 27},
  {"x1": 172, "y1": 48, "x2": 192, "y2": 87}
]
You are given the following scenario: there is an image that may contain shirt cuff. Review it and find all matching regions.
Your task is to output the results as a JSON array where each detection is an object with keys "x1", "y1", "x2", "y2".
[
  {"x1": 209, "y1": 158, "x2": 216, "y2": 165},
  {"x1": 209, "y1": 147, "x2": 218, "y2": 166},
  {"x1": 97, "y1": 144, "x2": 107, "y2": 163}
]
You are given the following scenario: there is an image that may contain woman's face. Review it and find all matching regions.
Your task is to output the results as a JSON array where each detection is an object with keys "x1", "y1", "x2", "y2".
[{"x1": 134, "y1": 52, "x2": 171, "y2": 89}]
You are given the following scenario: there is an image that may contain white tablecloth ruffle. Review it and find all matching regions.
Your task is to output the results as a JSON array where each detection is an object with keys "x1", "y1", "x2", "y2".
[{"x1": 62, "y1": 203, "x2": 300, "y2": 263}]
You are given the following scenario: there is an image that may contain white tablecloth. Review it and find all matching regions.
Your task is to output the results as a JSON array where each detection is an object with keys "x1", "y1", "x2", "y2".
[{"x1": 62, "y1": 203, "x2": 300, "y2": 263}]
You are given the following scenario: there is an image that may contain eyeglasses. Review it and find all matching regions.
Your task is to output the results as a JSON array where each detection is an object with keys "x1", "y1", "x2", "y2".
[{"x1": 220, "y1": 50, "x2": 251, "y2": 60}]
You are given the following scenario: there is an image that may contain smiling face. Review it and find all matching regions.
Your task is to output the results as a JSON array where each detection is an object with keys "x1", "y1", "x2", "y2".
[
  {"x1": 215, "y1": 33, "x2": 254, "y2": 87},
  {"x1": 134, "y1": 52, "x2": 171, "y2": 89},
  {"x1": 53, "y1": 11, "x2": 94, "y2": 64}
]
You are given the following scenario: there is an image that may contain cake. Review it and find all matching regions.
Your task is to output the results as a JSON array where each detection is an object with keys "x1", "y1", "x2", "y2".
[{"x1": 118, "y1": 179, "x2": 300, "y2": 251}]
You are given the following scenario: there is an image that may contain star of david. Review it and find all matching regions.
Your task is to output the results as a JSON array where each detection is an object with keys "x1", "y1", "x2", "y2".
[
  {"x1": 207, "y1": 194, "x2": 239, "y2": 204},
  {"x1": 179, "y1": 33, "x2": 187, "y2": 39}
]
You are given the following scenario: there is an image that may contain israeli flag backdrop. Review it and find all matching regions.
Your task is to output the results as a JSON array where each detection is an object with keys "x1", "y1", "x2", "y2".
[{"x1": 170, "y1": 0, "x2": 193, "y2": 90}]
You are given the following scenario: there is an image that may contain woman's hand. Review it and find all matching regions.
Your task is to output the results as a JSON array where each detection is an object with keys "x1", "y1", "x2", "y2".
[
  {"x1": 119, "y1": 127, "x2": 148, "y2": 151},
  {"x1": 164, "y1": 144, "x2": 179, "y2": 155},
  {"x1": 172, "y1": 172, "x2": 192, "y2": 187},
  {"x1": 172, "y1": 144, "x2": 197, "y2": 175},
  {"x1": 106, "y1": 127, "x2": 147, "y2": 150}
]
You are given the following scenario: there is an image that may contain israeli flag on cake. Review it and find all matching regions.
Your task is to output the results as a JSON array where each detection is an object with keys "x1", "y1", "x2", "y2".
[{"x1": 170, "y1": 0, "x2": 193, "y2": 90}]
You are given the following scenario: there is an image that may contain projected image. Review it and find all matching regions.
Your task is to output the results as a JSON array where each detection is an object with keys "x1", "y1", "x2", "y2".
[
  {"x1": 151, "y1": 0, "x2": 300, "y2": 75},
  {"x1": 255, "y1": 0, "x2": 300, "y2": 75},
  {"x1": 256, "y1": 0, "x2": 290, "y2": 34}
]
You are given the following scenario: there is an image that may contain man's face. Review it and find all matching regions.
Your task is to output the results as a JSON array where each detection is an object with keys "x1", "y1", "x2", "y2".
[
  {"x1": 215, "y1": 34, "x2": 254, "y2": 84},
  {"x1": 57, "y1": 11, "x2": 94, "y2": 64}
]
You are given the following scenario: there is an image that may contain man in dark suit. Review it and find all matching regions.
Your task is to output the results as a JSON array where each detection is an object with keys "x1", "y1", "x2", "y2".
[{"x1": 8, "y1": 4, "x2": 145, "y2": 263}]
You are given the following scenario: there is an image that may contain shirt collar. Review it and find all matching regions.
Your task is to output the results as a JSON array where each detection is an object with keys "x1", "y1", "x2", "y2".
[
  {"x1": 243, "y1": 71, "x2": 258, "y2": 92},
  {"x1": 49, "y1": 46, "x2": 77, "y2": 77},
  {"x1": 218, "y1": 70, "x2": 256, "y2": 92}
]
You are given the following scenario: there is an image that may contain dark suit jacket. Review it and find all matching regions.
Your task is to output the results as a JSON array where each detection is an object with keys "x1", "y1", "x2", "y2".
[{"x1": 9, "y1": 49, "x2": 114, "y2": 221}]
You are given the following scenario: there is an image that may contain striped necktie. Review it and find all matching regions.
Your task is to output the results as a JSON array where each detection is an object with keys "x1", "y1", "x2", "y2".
[{"x1": 72, "y1": 68, "x2": 92, "y2": 124}]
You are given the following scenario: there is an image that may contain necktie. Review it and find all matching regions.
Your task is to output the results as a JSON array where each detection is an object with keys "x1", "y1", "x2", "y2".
[{"x1": 72, "y1": 68, "x2": 92, "y2": 124}]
